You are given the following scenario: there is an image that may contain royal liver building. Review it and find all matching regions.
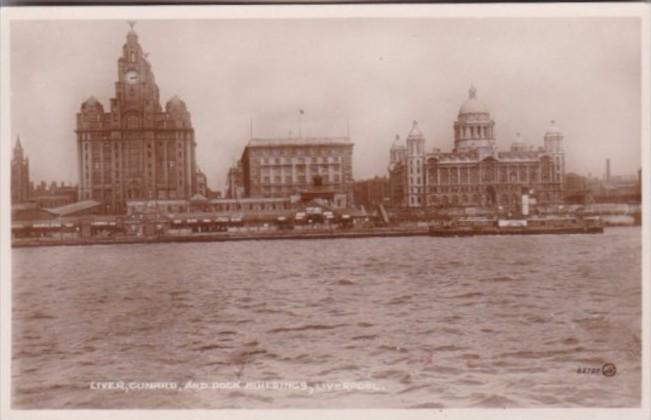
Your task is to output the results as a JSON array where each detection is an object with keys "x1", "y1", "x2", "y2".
[
  {"x1": 76, "y1": 24, "x2": 198, "y2": 213},
  {"x1": 389, "y1": 85, "x2": 565, "y2": 209}
]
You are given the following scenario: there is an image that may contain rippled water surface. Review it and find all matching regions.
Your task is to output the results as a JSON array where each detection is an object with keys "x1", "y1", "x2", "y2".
[{"x1": 12, "y1": 227, "x2": 641, "y2": 408}]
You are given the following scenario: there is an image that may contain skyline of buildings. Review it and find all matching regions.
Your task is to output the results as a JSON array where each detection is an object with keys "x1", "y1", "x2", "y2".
[
  {"x1": 9, "y1": 22, "x2": 642, "y2": 213},
  {"x1": 9, "y1": 19, "x2": 642, "y2": 190}
]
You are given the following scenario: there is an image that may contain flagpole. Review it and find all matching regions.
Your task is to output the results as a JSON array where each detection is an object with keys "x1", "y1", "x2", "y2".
[{"x1": 298, "y1": 110, "x2": 303, "y2": 138}]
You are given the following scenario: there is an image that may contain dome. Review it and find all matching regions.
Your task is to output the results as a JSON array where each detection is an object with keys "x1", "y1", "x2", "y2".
[
  {"x1": 391, "y1": 134, "x2": 405, "y2": 149},
  {"x1": 545, "y1": 120, "x2": 563, "y2": 136},
  {"x1": 406, "y1": 120, "x2": 425, "y2": 140},
  {"x1": 511, "y1": 133, "x2": 529, "y2": 152},
  {"x1": 166, "y1": 95, "x2": 187, "y2": 113},
  {"x1": 81, "y1": 96, "x2": 104, "y2": 112},
  {"x1": 458, "y1": 85, "x2": 489, "y2": 115}
]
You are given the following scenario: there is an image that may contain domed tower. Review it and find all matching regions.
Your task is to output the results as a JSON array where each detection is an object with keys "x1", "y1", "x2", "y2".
[
  {"x1": 406, "y1": 121, "x2": 425, "y2": 208},
  {"x1": 544, "y1": 120, "x2": 565, "y2": 190},
  {"x1": 453, "y1": 85, "x2": 495, "y2": 154}
]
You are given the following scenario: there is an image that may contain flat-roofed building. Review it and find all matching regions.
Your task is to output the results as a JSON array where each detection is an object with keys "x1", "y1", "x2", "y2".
[{"x1": 240, "y1": 136, "x2": 354, "y2": 208}]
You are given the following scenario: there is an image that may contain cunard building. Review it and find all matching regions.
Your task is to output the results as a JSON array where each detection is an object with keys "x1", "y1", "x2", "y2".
[
  {"x1": 389, "y1": 85, "x2": 565, "y2": 209},
  {"x1": 240, "y1": 137, "x2": 354, "y2": 208},
  {"x1": 76, "y1": 23, "x2": 198, "y2": 213}
]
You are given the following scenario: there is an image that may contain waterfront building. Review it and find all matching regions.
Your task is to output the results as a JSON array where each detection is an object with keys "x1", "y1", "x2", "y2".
[
  {"x1": 11, "y1": 136, "x2": 31, "y2": 204},
  {"x1": 353, "y1": 176, "x2": 390, "y2": 209},
  {"x1": 76, "y1": 24, "x2": 198, "y2": 214},
  {"x1": 389, "y1": 85, "x2": 565, "y2": 209},
  {"x1": 226, "y1": 161, "x2": 245, "y2": 199},
  {"x1": 240, "y1": 136, "x2": 354, "y2": 208},
  {"x1": 196, "y1": 168, "x2": 208, "y2": 198},
  {"x1": 31, "y1": 181, "x2": 78, "y2": 209},
  {"x1": 563, "y1": 173, "x2": 591, "y2": 204}
]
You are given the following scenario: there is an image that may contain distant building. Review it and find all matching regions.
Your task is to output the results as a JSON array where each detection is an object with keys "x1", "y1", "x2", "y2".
[
  {"x1": 11, "y1": 136, "x2": 30, "y2": 204},
  {"x1": 226, "y1": 161, "x2": 244, "y2": 199},
  {"x1": 563, "y1": 173, "x2": 590, "y2": 204},
  {"x1": 31, "y1": 181, "x2": 78, "y2": 209},
  {"x1": 196, "y1": 168, "x2": 208, "y2": 198},
  {"x1": 239, "y1": 136, "x2": 354, "y2": 208},
  {"x1": 353, "y1": 176, "x2": 390, "y2": 209},
  {"x1": 127, "y1": 199, "x2": 189, "y2": 216},
  {"x1": 206, "y1": 188, "x2": 222, "y2": 199},
  {"x1": 563, "y1": 170, "x2": 640, "y2": 205},
  {"x1": 388, "y1": 85, "x2": 565, "y2": 209},
  {"x1": 76, "y1": 24, "x2": 198, "y2": 214}
]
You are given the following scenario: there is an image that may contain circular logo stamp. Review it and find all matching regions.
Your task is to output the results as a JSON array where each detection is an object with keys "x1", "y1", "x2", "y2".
[{"x1": 601, "y1": 363, "x2": 617, "y2": 377}]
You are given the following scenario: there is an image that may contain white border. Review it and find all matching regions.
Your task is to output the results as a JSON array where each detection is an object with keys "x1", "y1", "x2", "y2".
[{"x1": 1, "y1": 3, "x2": 649, "y2": 420}]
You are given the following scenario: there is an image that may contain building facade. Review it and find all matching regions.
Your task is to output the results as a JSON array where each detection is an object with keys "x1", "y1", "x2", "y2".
[
  {"x1": 353, "y1": 176, "x2": 390, "y2": 210},
  {"x1": 389, "y1": 86, "x2": 565, "y2": 209},
  {"x1": 11, "y1": 136, "x2": 31, "y2": 204},
  {"x1": 226, "y1": 161, "x2": 245, "y2": 199},
  {"x1": 240, "y1": 137, "x2": 354, "y2": 208},
  {"x1": 76, "y1": 25, "x2": 198, "y2": 214},
  {"x1": 195, "y1": 168, "x2": 208, "y2": 198},
  {"x1": 31, "y1": 181, "x2": 78, "y2": 208}
]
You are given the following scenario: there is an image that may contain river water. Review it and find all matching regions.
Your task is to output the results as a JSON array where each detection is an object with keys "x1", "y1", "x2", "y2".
[{"x1": 12, "y1": 227, "x2": 641, "y2": 408}]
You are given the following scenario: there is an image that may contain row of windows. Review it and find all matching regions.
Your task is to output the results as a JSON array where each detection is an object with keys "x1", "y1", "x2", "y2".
[
  {"x1": 257, "y1": 164, "x2": 340, "y2": 175},
  {"x1": 256, "y1": 156, "x2": 342, "y2": 165},
  {"x1": 256, "y1": 174, "x2": 342, "y2": 185},
  {"x1": 252, "y1": 147, "x2": 347, "y2": 158},
  {"x1": 408, "y1": 192, "x2": 557, "y2": 207}
]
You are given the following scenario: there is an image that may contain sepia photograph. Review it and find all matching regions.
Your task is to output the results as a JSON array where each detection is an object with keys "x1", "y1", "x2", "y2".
[{"x1": 1, "y1": 3, "x2": 649, "y2": 419}]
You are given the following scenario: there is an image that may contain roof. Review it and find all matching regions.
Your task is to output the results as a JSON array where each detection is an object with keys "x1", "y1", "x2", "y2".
[
  {"x1": 247, "y1": 137, "x2": 353, "y2": 148},
  {"x1": 426, "y1": 148, "x2": 550, "y2": 164},
  {"x1": 391, "y1": 134, "x2": 406, "y2": 149},
  {"x1": 406, "y1": 121, "x2": 425, "y2": 141},
  {"x1": 11, "y1": 202, "x2": 40, "y2": 211},
  {"x1": 190, "y1": 193, "x2": 208, "y2": 201},
  {"x1": 459, "y1": 85, "x2": 490, "y2": 115},
  {"x1": 545, "y1": 120, "x2": 563, "y2": 136},
  {"x1": 208, "y1": 197, "x2": 291, "y2": 204},
  {"x1": 49, "y1": 200, "x2": 102, "y2": 217}
]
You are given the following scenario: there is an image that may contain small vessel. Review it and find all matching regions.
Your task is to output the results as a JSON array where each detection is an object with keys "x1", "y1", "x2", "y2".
[{"x1": 429, "y1": 216, "x2": 604, "y2": 237}]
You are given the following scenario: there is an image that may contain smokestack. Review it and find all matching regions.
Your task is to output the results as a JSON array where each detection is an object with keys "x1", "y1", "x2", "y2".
[{"x1": 606, "y1": 158, "x2": 611, "y2": 182}]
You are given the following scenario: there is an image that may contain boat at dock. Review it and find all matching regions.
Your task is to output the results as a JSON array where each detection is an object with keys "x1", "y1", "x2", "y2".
[{"x1": 429, "y1": 216, "x2": 604, "y2": 237}]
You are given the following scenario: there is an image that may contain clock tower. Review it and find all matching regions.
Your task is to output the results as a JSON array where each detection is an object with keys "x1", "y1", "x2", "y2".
[{"x1": 76, "y1": 22, "x2": 198, "y2": 213}]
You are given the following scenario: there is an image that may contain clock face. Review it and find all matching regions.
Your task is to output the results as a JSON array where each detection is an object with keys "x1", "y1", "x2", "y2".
[{"x1": 125, "y1": 70, "x2": 139, "y2": 84}]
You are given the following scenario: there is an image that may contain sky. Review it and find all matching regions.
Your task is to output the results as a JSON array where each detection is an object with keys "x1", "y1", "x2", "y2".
[{"x1": 9, "y1": 17, "x2": 642, "y2": 190}]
